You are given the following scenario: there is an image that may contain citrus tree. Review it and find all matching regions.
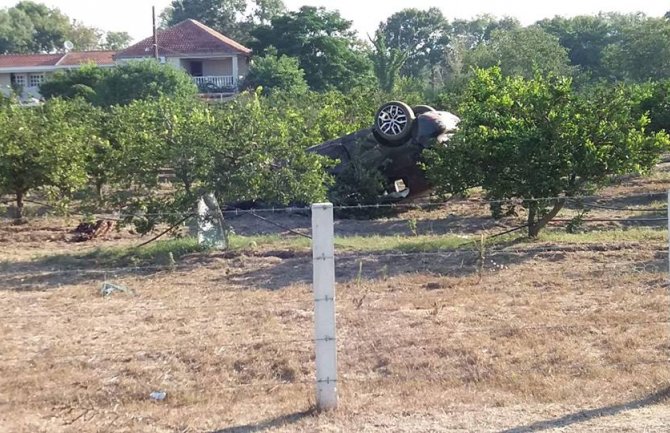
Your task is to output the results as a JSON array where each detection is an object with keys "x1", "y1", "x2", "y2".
[
  {"x1": 424, "y1": 67, "x2": 670, "y2": 237},
  {"x1": 0, "y1": 98, "x2": 91, "y2": 221}
]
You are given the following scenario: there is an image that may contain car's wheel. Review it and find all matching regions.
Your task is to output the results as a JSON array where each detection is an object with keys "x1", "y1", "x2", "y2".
[
  {"x1": 412, "y1": 105, "x2": 436, "y2": 116},
  {"x1": 374, "y1": 101, "x2": 415, "y2": 146}
]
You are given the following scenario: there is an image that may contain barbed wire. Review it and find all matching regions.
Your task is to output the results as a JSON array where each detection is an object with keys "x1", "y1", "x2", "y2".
[{"x1": 4, "y1": 192, "x2": 668, "y2": 222}]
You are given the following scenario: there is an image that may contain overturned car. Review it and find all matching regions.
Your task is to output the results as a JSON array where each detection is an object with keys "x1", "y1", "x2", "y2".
[{"x1": 308, "y1": 101, "x2": 460, "y2": 200}]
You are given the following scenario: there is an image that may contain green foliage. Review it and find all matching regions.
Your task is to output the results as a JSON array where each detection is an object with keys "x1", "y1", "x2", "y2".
[
  {"x1": 40, "y1": 63, "x2": 109, "y2": 102},
  {"x1": 537, "y1": 14, "x2": 618, "y2": 79},
  {"x1": 603, "y1": 17, "x2": 670, "y2": 82},
  {"x1": 14, "y1": 1, "x2": 71, "y2": 52},
  {"x1": 379, "y1": 8, "x2": 450, "y2": 78},
  {"x1": 0, "y1": 7, "x2": 34, "y2": 53},
  {"x1": 101, "y1": 92, "x2": 333, "y2": 233},
  {"x1": 98, "y1": 61, "x2": 199, "y2": 107},
  {"x1": 0, "y1": 1, "x2": 123, "y2": 53},
  {"x1": 162, "y1": 0, "x2": 247, "y2": 35},
  {"x1": 0, "y1": 98, "x2": 92, "y2": 219},
  {"x1": 639, "y1": 80, "x2": 670, "y2": 133},
  {"x1": 251, "y1": 6, "x2": 374, "y2": 92},
  {"x1": 101, "y1": 31, "x2": 132, "y2": 50},
  {"x1": 451, "y1": 15, "x2": 521, "y2": 49},
  {"x1": 243, "y1": 51, "x2": 308, "y2": 95},
  {"x1": 424, "y1": 67, "x2": 670, "y2": 237},
  {"x1": 40, "y1": 61, "x2": 198, "y2": 107},
  {"x1": 369, "y1": 29, "x2": 408, "y2": 92},
  {"x1": 465, "y1": 27, "x2": 575, "y2": 79}
]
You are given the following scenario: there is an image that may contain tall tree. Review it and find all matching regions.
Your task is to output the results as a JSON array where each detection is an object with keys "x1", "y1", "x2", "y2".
[
  {"x1": 0, "y1": 8, "x2": 34, "y2": 53},
  {"x1": 450, "y1": 15, "x2": 520, "y2": 49},
  {"x1": 379, "y1": 8, "x2": 450, "y2": 78},
  {"x1": 464, "y1": 26, "x2": 574, "y2": 79},
  {"x1": 102, "y1": 31, "x2": 132, "y2": 50},
  {"x1": 248, "y1": 0, "x2": 285, "y2": 25},
  {"x1": 161, "y1": 0, "x2": 248, "y2": 41},
  {"x1": 251, "y1": 6, "x2": 374, "y2": 92},
  {"x1": 0, "y1": 1, "x2": 131, "y2": 53},
  {"x1": 369, "y1": 29, "x2": 408, "y2": 92},
  {"x1": 537, "y1": 15, "x2": 615, "y2": 79},
  {"x1": 66, "y1": 19, "x2": 102, "y2": 51},
  {"x1": 603, "y1": 16, "x2": 670, "y2": 82},
  {"x1": 14, "y1": 1, "x2": 71, "y2": 52}
]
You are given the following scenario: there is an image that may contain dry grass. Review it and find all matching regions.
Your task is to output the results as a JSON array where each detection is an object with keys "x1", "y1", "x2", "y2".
[{"x1": 3, "y1": 165, "x2": 670, "y2": 432}]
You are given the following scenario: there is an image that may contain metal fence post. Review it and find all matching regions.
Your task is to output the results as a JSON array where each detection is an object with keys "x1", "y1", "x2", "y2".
[{"x1": 311, "y1": 202, "x2": 337, "y2": 411}]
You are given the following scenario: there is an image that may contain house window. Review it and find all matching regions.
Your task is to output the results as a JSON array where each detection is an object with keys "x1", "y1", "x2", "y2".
[
  {"x1": 11, "y1": 73, "x2": 26, "y2": 87},
  {"x1": 28, "y1": 74, "x2": 44, "y2": 88}
]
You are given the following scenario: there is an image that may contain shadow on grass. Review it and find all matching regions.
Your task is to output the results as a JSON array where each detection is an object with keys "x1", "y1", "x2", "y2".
[
  {"x1": 210, "y1": 409, "x2": 315, "y2": 433},
  {"x1": 499, "y1": 386, "x2": 670, "y2": 433}
]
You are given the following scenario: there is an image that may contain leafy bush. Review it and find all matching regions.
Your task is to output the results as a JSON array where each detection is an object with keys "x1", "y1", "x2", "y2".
[{"x1": 424, "y1": 67, "x2": 670, "y2": 237}]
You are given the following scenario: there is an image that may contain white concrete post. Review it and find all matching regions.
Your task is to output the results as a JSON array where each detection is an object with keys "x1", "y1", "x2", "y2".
[{"x1": 311, "y1": 203, "x2": 337, "y2": 411}]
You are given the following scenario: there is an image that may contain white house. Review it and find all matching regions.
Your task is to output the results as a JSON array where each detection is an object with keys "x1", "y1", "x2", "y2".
[
  {"x1": 115, "y1": 19, "x2": 252, "y2": 97},
  {"x1": 0, "y1": 19, "x2": 252, "y2": 101},
  {"x1": 0, "y1": 51, "x2": 116, "y2": 100}
]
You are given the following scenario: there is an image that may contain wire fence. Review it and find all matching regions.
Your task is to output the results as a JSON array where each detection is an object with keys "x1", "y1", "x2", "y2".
[{"x1": 1, "y1": 192, "x2": 670, "y2": 419}]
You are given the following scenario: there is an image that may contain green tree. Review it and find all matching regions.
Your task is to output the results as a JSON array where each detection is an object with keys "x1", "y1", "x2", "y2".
[
  {"x1": 66, "y1": 19, "x2": 102, "y2": 51},
  {"x1": 105, "y1": 93, "x2": 332, "y2": 233},
  {"x1": 41, "y1": 61, "x2": 198, "y2": 107},
  {"x1": 248, "y1": 0, "x2": 285, "y2": 25},
  {"x1": 14, "y1": 1, "x2": 71, "y2": 52},
  {"x1": 243, "y1": 51, "x2": 308, "y2": 95},
  {"x1": 603, "y1": 17, "x2": 670, "y2": 82},
  {"x1": 378, "y1": 8, "x2": 450, "y2": 79},
  {"x1": 99, "y1": 61, "x2": 198, "y2": 106},
  {"x1": 0, "y1": 98, "x2": 91, "y2": 220},
  {"x1": 102, "y1": 31, "x2": 132, "y2": 50},
  {"x1": 0, "y1": 7, "x2": 34, "y2": 53},
  {"x1": 450, "y1": 15, "x2": 520, "y2": 49},
  {"x1": 465, "y1": 26, "x2": 574, "y2": 79},
  {"x1": 369, "y1": 29, "x2": 408, "y2": 92},
  {"x1": 161, "y1": 0, "x2": 248, "y2": 41},
  {"x1": 424, "y1": 68, "x2": 669, "y2": 237},
  {"x1": 251, "y1": 6, "x2": 374, "y2": 92},
  {"x1": 39, "y1": 63, "x2": 110, "y2": 102},
  {"x1": 537, "y1": 14, "x2": 617, "y2": 79}
]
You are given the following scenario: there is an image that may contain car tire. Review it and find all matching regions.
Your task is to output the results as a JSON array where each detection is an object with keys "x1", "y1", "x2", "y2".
[{"x1": 374, "y1": 101, "x2": 416, "y2": 147}]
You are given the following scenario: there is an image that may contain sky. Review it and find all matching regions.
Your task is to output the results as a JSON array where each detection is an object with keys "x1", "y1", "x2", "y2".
[{"x1": 0, "y1": 0, "x2": 668, "y2": 43}]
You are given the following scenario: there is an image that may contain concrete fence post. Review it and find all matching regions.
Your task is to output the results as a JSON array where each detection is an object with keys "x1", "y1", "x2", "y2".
[{"x1": 311, "y1": 202, "x2": 338, "y2": 411}]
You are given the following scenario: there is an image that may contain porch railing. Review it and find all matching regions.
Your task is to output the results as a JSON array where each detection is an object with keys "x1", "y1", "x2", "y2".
[{"x1": 192, "y1": 76, "x2": 237, "y2": 93}]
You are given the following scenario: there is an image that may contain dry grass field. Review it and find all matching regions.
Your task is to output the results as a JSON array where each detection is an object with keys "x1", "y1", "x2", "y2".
[{"x1": 2, "y1": 167, "x2": 670, "y2": 432}]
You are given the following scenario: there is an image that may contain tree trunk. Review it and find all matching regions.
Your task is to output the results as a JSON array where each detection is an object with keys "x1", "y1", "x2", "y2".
[
  {"x1": 528, "y1": 199, "x2": 565, "y2": 238},
  {"x1": 95, "y1": 180, "x2": 105, "y2": 202},
  {"x1": 15, "y1": 190, "x2": 25, "y2": 222}
]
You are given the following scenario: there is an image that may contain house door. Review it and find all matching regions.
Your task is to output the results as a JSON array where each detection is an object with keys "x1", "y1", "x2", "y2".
[{"x1": 190, "y1": 61, "x2": 203, "y2": 77}]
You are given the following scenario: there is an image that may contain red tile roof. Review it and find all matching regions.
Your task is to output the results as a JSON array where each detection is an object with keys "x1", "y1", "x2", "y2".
[
  {"x1": 0, "y1": 53, "x2": 63, "y2": 68},
  {"x1": 58, "y1": 51, "x2": 116, "y2": 66},
  {"x1": 0, "y1": 51, "x2": 116, "y2": 69},
  {"x1": 116, "y1": 19, "x2": 252, "y2": 58}
]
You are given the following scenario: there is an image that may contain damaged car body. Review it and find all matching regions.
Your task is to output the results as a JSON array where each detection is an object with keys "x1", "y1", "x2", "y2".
[{"x1": 308, "y1": 101, "x2": 460, "y2": 200}]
